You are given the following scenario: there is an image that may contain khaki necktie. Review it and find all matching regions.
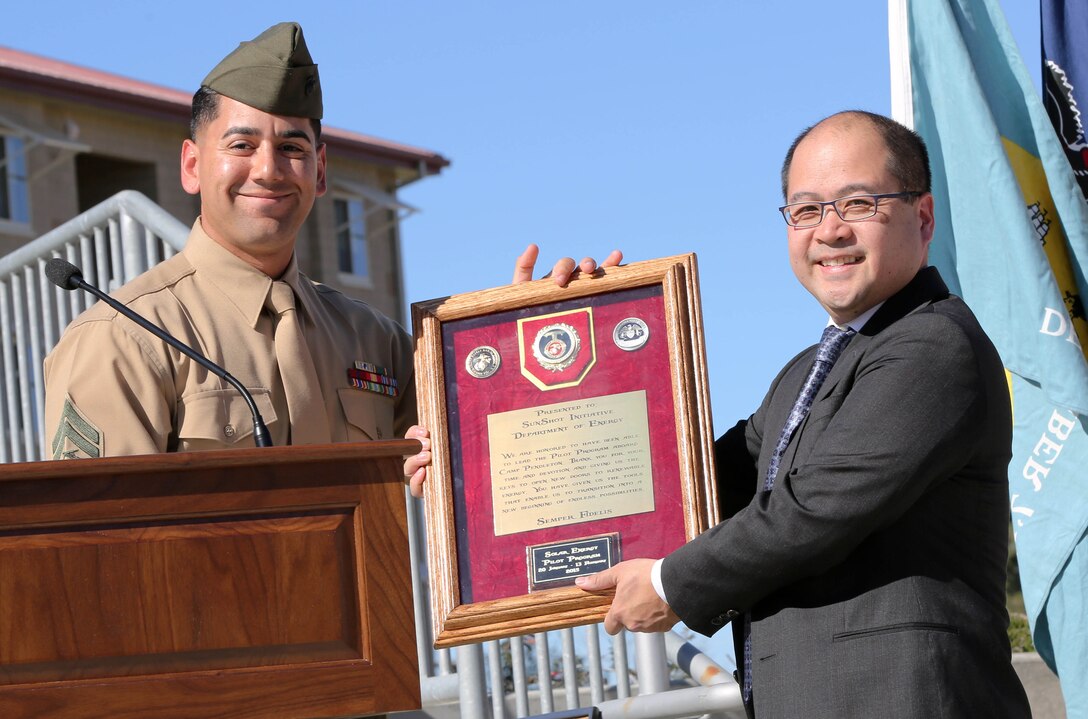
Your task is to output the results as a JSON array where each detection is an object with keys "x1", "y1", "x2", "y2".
[{"x1": 266, "y1": 281, "x2": 331, "y2": 444}]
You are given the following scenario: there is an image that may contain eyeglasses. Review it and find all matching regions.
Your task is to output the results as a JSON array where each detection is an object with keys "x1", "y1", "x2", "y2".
[{"x1": 779, "y1": 191, "x2": 924, "y2": 228}]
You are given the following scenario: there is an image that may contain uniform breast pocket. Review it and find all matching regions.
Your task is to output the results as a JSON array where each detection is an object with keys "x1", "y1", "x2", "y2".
[
  {"x1": 176, "y1": 387, "x2": 277, "y2": 450},
  {"x1": 338, "y1": 388, "x2": 394, "y2": 441}
]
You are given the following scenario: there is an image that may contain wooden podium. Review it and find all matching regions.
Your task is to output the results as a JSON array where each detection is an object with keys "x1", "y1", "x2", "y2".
[{"x1": 0, "y1": 441, "x2": 422, "y2": 719}]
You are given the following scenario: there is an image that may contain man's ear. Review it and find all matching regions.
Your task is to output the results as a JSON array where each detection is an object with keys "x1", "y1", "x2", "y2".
[
  {"x1": 180, "y1": 139, "x2": 200, "y2": 196},
  {"x1": 918, "y1": 192, "x2": 935, "y2": 247},
  {"x1": 315, "y1": 143, "x2": 328, "y2": 197}
]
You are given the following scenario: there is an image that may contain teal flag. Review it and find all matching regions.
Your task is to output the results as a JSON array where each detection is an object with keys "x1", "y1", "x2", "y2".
[{"x1": 908, "y1": 0, "x2": 1088, "y2": 713}]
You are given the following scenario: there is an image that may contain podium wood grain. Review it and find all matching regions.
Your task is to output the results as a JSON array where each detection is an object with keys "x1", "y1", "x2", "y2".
[{"x1": 0, "y1": 441, "x2": 421, "y2": 719}]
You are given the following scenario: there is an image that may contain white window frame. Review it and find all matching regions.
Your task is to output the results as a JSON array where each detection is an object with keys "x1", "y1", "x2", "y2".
[
  {"x1": 330, "y1": 179, "x2": 418, "y2": 291},
  {"x1": 0, "y1": 114, "x2": 91, "y2": 236},
  {"x1": 333, "y1": 192, "x2": 372, "y2": 289},
  {"x1": 0, "y1": 132, "x2": 31, "y2": 233}
]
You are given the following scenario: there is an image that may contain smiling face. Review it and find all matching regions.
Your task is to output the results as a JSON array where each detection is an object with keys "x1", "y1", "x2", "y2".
[
  {"x1": 784, "y1": 117, "x2": 934, "y2": 324},
  {"x1": 180, "y1": 95, "x2": 326, "y2": 277}
]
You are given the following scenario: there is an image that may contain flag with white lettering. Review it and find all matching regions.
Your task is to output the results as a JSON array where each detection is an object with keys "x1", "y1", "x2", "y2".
[{"x1": 908, "y1": 0, "x2": 1088, "y2": 711}]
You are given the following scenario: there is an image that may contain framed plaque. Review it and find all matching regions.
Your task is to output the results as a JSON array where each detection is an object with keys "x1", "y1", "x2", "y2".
[{"x1": 412, "y1": 254, "x2": 717, "y2": 647}]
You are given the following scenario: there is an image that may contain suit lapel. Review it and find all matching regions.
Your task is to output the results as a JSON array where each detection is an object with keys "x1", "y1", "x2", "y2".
[
  {"x1": 767, "y1": 267, "x2": 950, "y2": 479},
  {"x1": 776, "y1": 338, "x2": 862, "y2": 475}
]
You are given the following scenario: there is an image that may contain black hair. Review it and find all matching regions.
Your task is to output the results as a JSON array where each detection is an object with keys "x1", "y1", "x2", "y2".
[
  {"x1": 189, "y1": 86, "x2": 322, "y2": 143},
  {"x1": 779, "y1": 110, "x2": 931, "y2": 200}
]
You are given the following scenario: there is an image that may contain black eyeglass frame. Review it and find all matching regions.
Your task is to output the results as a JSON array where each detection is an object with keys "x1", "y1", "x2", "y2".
[{"x1": 778, "y1": 191, "x2": 925, "y2": 227}]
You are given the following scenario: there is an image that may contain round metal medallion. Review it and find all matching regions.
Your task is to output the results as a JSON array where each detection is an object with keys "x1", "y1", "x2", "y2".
[
  {"x1": 532, "y1": 323, "x2": 580, "y2": 372},
  {"x1": 613, "y1": 317, "x2": 650, "y2": 351},
  {"x1": 465, "y1": 345, "x2": 502, "y2": 379}
]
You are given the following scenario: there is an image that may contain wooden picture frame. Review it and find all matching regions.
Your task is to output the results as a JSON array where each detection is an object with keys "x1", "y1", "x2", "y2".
[{"x1": 412, "y1": 254, "x2": 717, "y2": 648}]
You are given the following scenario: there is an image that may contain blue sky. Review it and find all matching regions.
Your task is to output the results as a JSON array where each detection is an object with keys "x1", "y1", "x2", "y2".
[
  {"x1": 4, "y1": 1, "x2": 1039, "y2": 430},
  {"x1": 4, "y1": 0, "x2": 1043, "y2": 666}
]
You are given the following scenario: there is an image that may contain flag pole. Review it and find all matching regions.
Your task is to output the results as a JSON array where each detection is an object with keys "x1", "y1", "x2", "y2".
[{"x1": 888, "y1": 0, "x2": 914, "y2": 127}]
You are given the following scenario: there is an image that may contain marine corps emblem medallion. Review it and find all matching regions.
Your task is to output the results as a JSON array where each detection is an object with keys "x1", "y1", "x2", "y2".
[{"x1": 532, "y1": 323, "x2": 580, "y2": 372}]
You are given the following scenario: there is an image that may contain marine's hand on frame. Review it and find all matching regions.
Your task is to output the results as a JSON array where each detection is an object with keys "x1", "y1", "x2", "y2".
[
  {"x1": 403, "y1": 424, "x2": 431, "y2": 498},
  {"x1": 513, "y1": 244, "x2": 623, "y2": 286}
]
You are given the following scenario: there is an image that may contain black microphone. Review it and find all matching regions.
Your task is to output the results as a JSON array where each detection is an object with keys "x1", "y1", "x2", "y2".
[{"x1": 45, "y1": 257, "x2": 273, "y2": 448}]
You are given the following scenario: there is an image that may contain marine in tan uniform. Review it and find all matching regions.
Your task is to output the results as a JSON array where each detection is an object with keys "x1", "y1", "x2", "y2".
[{"x1": 44, "y1": 22, "x2": 415, "y2": 458}]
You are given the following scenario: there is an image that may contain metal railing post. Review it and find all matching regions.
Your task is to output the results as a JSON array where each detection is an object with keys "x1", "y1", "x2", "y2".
[
  {"x1": 457, "y1": 643, "x2": 490, "y2": 719},
  {"x1": 634, "y1": 632, "x2": 670, "y2": 695}
]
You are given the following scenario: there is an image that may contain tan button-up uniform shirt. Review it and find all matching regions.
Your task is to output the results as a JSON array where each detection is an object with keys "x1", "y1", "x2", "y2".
[{"x1": 44, "y1": 221, "x2": 416, "y2": 458}]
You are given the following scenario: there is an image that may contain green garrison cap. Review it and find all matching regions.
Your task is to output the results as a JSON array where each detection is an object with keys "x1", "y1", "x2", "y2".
[{"x1": 201, "y1": 22, "x2": 322, "y2": 119}]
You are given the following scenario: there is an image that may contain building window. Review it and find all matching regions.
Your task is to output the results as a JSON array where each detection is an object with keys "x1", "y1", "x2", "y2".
[
  {"x1": 0, "y1": 134, "x2": 30, "y2": 224},
  {"x1": 334, "y1": 196, "x2": 368, "y2": 278}
]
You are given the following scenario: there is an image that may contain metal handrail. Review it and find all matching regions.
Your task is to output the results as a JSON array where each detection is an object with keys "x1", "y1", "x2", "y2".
[
  {"x1": 0, "y1": 190, "x2": 187, "y2": 463},
  {"x1": 0, "y1": 190, "x2": 188, "y2": 278}
]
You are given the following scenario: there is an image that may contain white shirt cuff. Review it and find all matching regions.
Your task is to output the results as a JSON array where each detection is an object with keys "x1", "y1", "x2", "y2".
[{"x1": 651, "y1": 558, "x2": 668, "y2": 603}]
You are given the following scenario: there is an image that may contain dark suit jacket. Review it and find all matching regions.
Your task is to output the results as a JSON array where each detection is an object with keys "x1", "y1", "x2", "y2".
[{"x1": 662, "y1": 268, "x2": 1031, "y2": 718}]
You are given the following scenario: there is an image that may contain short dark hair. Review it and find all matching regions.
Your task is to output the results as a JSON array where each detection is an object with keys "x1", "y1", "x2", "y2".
[
  {"x1": 779, "y1": 110, "x2": 931, "y2": 200},
  {"x1": 189, "y1": 86, "x2": 323, "y2": 143}
]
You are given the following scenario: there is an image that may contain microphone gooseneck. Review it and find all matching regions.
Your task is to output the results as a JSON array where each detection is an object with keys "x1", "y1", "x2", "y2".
[{"x1": 45, "y1": 257, "x2": 274, "y2": 448}]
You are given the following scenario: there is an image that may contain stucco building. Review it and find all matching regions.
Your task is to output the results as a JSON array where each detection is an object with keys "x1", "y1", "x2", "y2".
[{"x1": 0, "y1": 45, "x2": 448, "y2": 324}]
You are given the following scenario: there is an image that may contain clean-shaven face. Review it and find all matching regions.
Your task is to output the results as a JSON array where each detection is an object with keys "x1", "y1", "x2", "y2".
[
  {"x1": 784, "y1": 119, "x2": 934, "y2": 324},
  {"x1": 180, "y1": 95, "x2": 326, "y2": 275}
]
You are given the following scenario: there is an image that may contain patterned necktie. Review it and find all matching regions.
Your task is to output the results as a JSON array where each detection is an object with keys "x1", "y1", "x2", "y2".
[
  {"x1": 742, "y1": 324, "x2": 856, "y2": 705},
  {"x1": 266, "y1": 281, "x2": 331, "y2": 445}
]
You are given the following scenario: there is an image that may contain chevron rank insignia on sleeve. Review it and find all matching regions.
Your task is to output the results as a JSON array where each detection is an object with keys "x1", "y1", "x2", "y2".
[{"x1": 51, "y1": 396, "x2": 103, "y2": 460}]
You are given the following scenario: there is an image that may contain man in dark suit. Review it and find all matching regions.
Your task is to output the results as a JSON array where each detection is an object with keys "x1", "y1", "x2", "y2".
[{"x1": 574, "y1": 111, "x2": 1032, "y2": 717}]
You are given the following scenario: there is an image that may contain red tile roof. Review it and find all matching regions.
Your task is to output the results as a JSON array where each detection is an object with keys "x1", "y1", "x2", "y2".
[{"x1": 0, "y1": 45, "x2": 449, "y2": 176}]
